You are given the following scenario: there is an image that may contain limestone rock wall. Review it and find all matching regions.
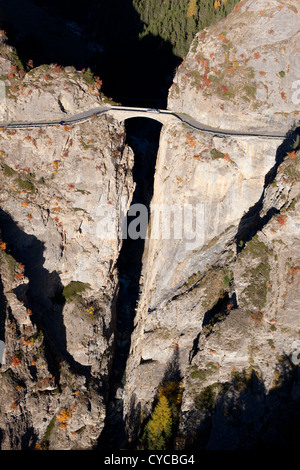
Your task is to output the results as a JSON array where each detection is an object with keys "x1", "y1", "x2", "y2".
[
  {"x1": 124, "y1": 122, "x2": 300, "y2": 449},
  {"x1": 0, "y1": 62, "x2": 135, "y2": 449}
]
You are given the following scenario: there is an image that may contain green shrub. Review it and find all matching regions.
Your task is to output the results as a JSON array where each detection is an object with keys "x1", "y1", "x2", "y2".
[
  {"x1": 194, "y1": 383, "x2": 220, "y2": 411},
  {"x1": 82, "y1": 67, "x2": 95, "y2": 85}
]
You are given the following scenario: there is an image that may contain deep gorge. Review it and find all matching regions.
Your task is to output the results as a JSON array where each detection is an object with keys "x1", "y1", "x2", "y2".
[
  {"x1": 0, "y1": 0, "x2": 299, "y2": 451},
  {"x1": 0, "y1": 0, "x2": 176, "y2": 447},
  {"x1": 98, "y1": 118, "x2": 162, "y2": 449}
]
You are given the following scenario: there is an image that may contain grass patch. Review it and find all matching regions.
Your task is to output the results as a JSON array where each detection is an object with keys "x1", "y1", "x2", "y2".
[
  {"x1": 240, "y1": 236, "x2": 270, "y2": 309},
  {"x1": 3, "y1": 164, "x2": 17, "y2": 177},
  {"x1": 224, "y1": 275, "x2": 231, "y2": 288},
  {"x1": 210, "y1": 149, "x2": 225, "y2": 159},
  {"x1": 222, "y1": 91, "x2": 234, "y2": 100},
  {"x1": 243, "y1": 84, "x2": 256, "y2": 100},
  {"x1": 231, "y1": 369, "x2": 253, "y2": 392},
  {"x1": 0, "y1": 251, "x2": 18, "y2": 280},
  {"x1": 10, "y1": 49, "x2": 24, "y2": 71},
  {"x1": 283, "y1": 150, "x2": 300, "y2": 183},
  {"x1": 183, "y1": 266, "x2": 233, "y2": 312},
  {"x1": 14, "y1": 177, "x2": 35, "y2": 193},
  {"x1": 62, "y1": 281, "x2": 91, "y2": 302},
  {"x1": 40, "y1": 416, "x2": 56, "y2": 450},
  {"x1": 75, "y1": 189, "x2": 90, "y2": 195},
  {"x1": 185, "y1": 271, "x2": 202, "y2": 288},
  {"x1": 190, "y1": 362, "x2": 219, "y2": 381},
  {"x1": 287, "y1": 198, "x2": 298, "y2": 211},
  {"x1": 80, "y1": 138, "x2": 93, "y2": 150}
]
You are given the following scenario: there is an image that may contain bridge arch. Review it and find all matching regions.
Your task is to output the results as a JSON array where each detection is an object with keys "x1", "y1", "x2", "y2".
[{"x1": 118, "y1": 113, "x2": 164, "y2": 124}]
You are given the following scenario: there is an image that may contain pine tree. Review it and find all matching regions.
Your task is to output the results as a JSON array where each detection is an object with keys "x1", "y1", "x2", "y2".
[
  {"x1": 142, "y1": 395, "x2": 173, "y2": 450},
  {"x1": 132, "y1": 0, "x2": 241, "y2": 57}
]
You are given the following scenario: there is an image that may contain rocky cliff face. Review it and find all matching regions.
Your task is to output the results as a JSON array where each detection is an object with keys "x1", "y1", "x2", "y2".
[
  {"x1": 0, "y1": 43, "x2": 135, "y2": 449},
  {"x1": 0, "y1": 0, "x2": 299, "y2": 451},
  {"x1": 168, "y1": 0, "x2": 300, "y2": 132},
  {"x1": 124, "y1": 0, "x2": 300, "y2": 450},
  {"x1": 0, "y1": 62, "x2": 103, "y2": 122}
]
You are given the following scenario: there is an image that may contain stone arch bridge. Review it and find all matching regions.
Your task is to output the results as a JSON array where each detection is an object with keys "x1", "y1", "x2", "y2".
[{"x1": 0, "y1": 105, "x2": 290, "y2": 141}]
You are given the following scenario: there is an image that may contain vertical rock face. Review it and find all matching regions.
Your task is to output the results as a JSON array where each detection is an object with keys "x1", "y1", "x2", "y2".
[
  {"x1": 124, "y1": 0, "x2": 300, "y2": 450},
  {"x1": 0, "y1": 56, "x2": 135, "y2": 449}
]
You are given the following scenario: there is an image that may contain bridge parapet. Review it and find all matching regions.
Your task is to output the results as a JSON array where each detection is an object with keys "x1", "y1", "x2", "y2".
[{"x1": 107, "y1": 108, "x2": 178, "y2": 125}]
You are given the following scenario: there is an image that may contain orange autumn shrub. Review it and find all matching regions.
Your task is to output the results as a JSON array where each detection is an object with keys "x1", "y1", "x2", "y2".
[
  {"x1": 12, "y1": 356, "x2": 21, "y2": 367},
  {"x1": 56, "y1": 408, "x2": 72, "y2": 429}
]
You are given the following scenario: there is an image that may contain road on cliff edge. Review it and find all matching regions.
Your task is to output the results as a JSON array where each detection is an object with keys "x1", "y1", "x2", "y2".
[{"x1": 0, "y1": 105, "x2": 289, "y2": 140}]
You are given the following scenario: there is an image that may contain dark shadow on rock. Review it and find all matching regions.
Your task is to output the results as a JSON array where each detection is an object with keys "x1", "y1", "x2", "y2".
[
  {"x1": 0, "y1": 275, "x2": 6, "y2": 343},
  {"x1": 235, "y1": 126, "x2": 300, "y2": 252},
  {"x1": 158, "y1": 348, "x2": 184, "y2": 450},
  {"x1": 160, "y1": 347, "x2": 183, "y2": 385},
  {"x1": 0, "y1": 0, "x2": 181, "y2": 108},
  {"x1": 183, "y1": 358, "x2": 300, "y2": 450},
  {"x1": 124, "y1": 392, "x2": 142, "y2": 449},
  {"x1": 0, "y1": 208, "x2": 91, "y2": 381},
  {"x1": 188, "y1": 332, "x2": 201, "y2": 365},
  {"x1": 189, "y1": 292, "x2": 238, "y2": 364},
  {"x1": 21, "y1": 426, "x2": 38, "y2": 450},
  {"x1": 201, "y1": 292, "x2": 234, "y2": 336}
]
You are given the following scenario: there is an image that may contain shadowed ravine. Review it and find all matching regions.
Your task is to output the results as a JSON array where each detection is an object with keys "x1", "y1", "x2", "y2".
[{"x1": 97, "y1": 118, "x2": 162, "y2": 449}]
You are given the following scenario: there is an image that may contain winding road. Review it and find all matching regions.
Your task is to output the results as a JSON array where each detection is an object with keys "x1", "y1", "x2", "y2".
[{"x1": 0, "y1": 105, "x2": 288, "y2": 140}]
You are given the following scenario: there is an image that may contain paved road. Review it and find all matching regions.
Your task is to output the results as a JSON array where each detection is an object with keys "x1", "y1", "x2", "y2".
[{"x1": 0, "y1": 105, "x2": 288, "y2": 140}]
